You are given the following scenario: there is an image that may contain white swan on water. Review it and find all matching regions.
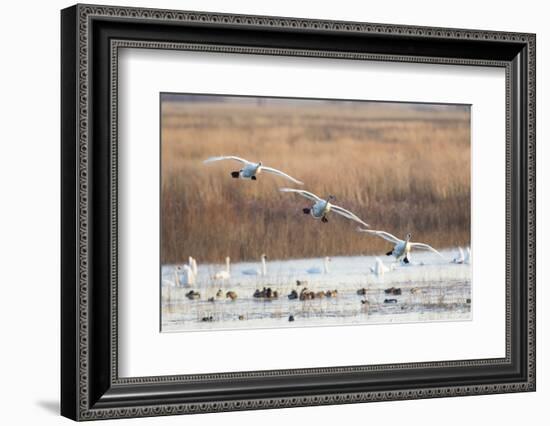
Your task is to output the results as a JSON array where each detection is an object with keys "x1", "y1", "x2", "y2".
[
  {"x1": 175, "y1": 265, "x2": 195, "y2": 286},
  {"x1": 370, "y1": 257, "x2": 394, "y2": 277},
  {"x1": 280, "y1": 188, "x2": 369, "y2": 228},
  {"x1": 175, "y1": 257, "x2": 198, "y2": 285},
  {"x1": 164, "y1": 257, "x2": 198, "y2": 286},
  {"x1": 357, "y1": 228, "x2": 445, "y2": 264},
  {"x1": 213, "y1": 257, "x2": 231, "y2": 280},
  {"x1": 204, "y1": 156, "x2": 303, "y2": 185},
  {"x1": 452, "y1": 247, "x2": 471, "y2": 264},
  {"x1": 307, "y1": 256, "x2": 331, "y2": 274},
  {"x1": 242, "y1": 254, "x2": 268, "y2": 276},
  {"x1": 187, "y1": 256, "x2": 198, "y2": 277}
]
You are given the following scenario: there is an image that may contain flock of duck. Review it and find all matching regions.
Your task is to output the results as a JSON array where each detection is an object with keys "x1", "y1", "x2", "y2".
[{"x1": 164, "y1": 155, "x2": 471, "y2": 293}]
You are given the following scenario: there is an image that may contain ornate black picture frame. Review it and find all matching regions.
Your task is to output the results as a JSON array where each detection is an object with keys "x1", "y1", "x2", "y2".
[{"x1": 61, "y1": 4, "x2": 536, "y2": 421}]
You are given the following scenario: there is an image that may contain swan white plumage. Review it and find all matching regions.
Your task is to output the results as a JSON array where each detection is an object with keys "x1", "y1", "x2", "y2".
[
  {"x1": 369, "y1": 257, "x2": 394, "y2": 277},
  {"x1": 357, "y1": 228, "x2": 445, "y2": 264},
  {"x1": 242, "y1": 254, "x2": 268, "y2": 276},
  {"x1": 452, "y1": 247, "x2": 471, "y2": 264},
  {"x1": 164, "y1": 257, "x2": 197, "y2": 286},
  {"x1": 175, "y1": 264, "x2": 196, "y2": 285},
  {"x1": 307, "y1": 256, "x2": 331, "y2": 274},
  {"x1": 452, "y1": 247, "x2": 464, "y2": 264},
  {"x1": 189, "y1": 256, "x2": 198, "y2": 276},
  {"x1": 213, "y1": 256, "x2": 231, "y2": 280},
  {"x1": 204, "y1": 156, "x2": 303, "y2": 185},
  {"x1": 280, "y1": 188, "x2": 369, "y2": 228}
]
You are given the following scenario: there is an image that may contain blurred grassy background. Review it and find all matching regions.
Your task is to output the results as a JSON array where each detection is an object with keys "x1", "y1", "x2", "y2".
[{"x1": 161, "y1": 95, "x2": 470, "y2": 264}]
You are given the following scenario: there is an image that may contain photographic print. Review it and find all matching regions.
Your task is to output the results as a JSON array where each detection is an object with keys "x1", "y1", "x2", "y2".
[{"x1": 160, "y1": 94, "x2": 472, "y2": 332}]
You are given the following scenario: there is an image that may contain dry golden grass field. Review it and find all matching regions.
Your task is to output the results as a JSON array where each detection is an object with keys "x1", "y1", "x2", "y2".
[{"x1": 161, "y1": 96, "x2": 470, "y2": 264}]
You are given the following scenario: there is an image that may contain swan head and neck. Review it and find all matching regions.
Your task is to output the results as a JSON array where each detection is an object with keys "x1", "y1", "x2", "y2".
[
  {"x1": 405, "y1": 233, "x2": 412, "y2": 242},
  {"x1": 324, "y1": 195, "x2": 336, "y2": 211},
  {"x1": 323, "y1": 256, "x2": 331, "y2": 274},
  {"x1": 189, "y1": 257, "x2": 198, "y2": 276},
  {"x1": 261, "y1": 253, "x2": 267, "y2": 275},
  {"x1": 225, "y1": 256, "x2": 231, "y2": 272}
]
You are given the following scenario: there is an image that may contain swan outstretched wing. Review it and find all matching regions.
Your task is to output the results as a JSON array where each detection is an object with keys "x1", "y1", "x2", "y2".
[
  {"x1": 331, "y1": 205, "x2": 369, "y2": 228},
  {"x1": 261, "y1": 166, "x2": 304, "y2": 185},
  {"x1": 279, "y1": 188, "x2": 322, "y2": 202},
  {"x1": 203, "y1": 156, "x2": 250, "y2": 165},
  {"x1": 357, "y1": 228, "x2": 401, "y2": 244},
  {"x1": 410, "y1": 242, "x2": 446, "y2": 259}
]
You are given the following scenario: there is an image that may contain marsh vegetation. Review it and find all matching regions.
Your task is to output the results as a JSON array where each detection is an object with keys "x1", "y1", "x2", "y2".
[{"x1": 161, "y1": 97, "x2": 470, "y2": 264}]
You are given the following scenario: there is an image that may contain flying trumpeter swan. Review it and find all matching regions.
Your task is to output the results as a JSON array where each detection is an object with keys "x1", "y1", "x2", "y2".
[
  {"x1": 357, "y1": 228, "x2": 445, "y2": 264},
  {"x1": 370, "y1": 257, "x2": 394, "y2": 277},
  {"x1": 307, "y1": 256, "x2": 331, "y2": 274},
  {"x1": 452, "y1": 247, "x2": 471, "y2": 264},
  {"x1": 213, "y1": 257, "x2": 231, "y2": 280},
  {"x1": 203, "y1": 156, "x2": 303, "y2": 185},
  {"x1": 280, "y1": 188, "x2": 369, "y2": 227},
  {"x1": 242, "y1": 254, "x2": 268, "y2": 276}
]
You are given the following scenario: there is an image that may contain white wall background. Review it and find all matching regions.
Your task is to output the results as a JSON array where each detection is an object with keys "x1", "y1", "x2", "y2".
[{"x1": 0, "y1": 0, "x2": 546, "y2": 424}]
